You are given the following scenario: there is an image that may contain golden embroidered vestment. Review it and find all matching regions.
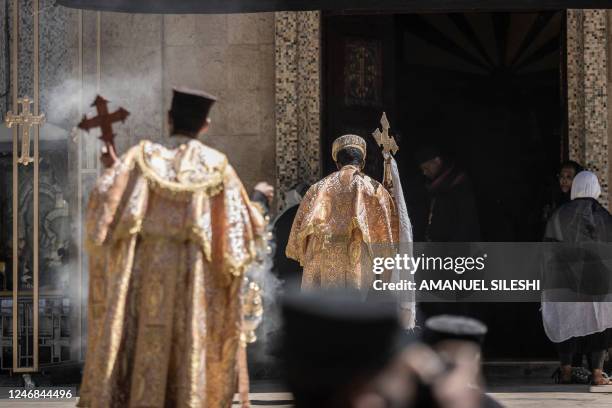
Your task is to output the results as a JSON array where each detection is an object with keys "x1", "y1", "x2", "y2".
[
  {"x1": 286, "y1": 165, "x2": 398, "y2": 290},
  {"x1": 78, "y1": 139, "x2": 265, "y2": 408}
]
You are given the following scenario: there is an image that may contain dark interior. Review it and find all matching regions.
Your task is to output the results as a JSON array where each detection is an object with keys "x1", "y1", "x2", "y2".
[{"x1": 323, "y1": 11, "x2": 565, "y2": 359}]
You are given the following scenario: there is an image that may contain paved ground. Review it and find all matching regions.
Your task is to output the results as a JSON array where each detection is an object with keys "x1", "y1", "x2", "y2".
[
  {"x1": 489, "y1": 385, "x2": 612, "y2": 407},
  {"x1": 0, "y1": 387, "x2": 609, "y2": 407}
]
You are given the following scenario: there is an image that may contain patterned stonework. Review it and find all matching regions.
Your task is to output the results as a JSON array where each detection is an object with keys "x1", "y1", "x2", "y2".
[
  {"x1": 567, "y1": 9, "x2": 609, "y2": 207},
  {"x1": 275, "y1": 11, "x2": 321, "y2": 203}
]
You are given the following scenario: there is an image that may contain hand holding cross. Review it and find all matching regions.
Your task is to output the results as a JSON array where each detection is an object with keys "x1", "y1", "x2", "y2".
[{"x1": 78, "y1": 95, "x2": 130, "y2": 168}]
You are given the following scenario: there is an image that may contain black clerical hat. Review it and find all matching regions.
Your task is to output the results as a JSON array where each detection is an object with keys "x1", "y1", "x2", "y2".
[
  {"x1": 281, "y1": 291, "x2": 401, "y2": 405},
  {"x1": 414, "y1": 146, "x2": 442, "y2": 165},
  {"x1": 422, "y1": 314, "x2": 487, "y2": 346},
  {"x1": 170, "y1": 87, "x2": 217, "y2": 135}
]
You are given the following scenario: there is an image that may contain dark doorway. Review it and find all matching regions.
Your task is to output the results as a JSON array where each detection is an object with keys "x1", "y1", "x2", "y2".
[{"x1": 323, "y1": 12, "x2": 565, "y2": 359}]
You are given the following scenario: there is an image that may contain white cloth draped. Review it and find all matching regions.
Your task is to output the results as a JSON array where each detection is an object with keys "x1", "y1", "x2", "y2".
[
  {"x1": 387, "y1": 154, "x2": 416, "y2": 329},
  {"x1": 542, "y1": 171, "x2": 612, "y2": 343},
  {"x1": 542, "y1": 300, "x2": 612, "y2": 343}
]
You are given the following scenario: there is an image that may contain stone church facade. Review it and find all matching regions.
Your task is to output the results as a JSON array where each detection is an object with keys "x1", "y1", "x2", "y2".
[
  {"x1": 3, "y1": 7, "x2": 607, "y2": 202},
  {"x1": 1, "y1": 7, "x2": 611, "y2": 201}
]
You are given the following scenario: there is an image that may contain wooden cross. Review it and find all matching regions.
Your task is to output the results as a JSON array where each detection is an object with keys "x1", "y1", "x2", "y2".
[
  {"x1": 4, "y1": 97, "x2": 45, "y2": 166},
  {"x1": 78, "y1": 95, "x2": 130, "y2": 153},
  {"x1": 372, "y1": 112, "x2": 399, "y2": 156}
]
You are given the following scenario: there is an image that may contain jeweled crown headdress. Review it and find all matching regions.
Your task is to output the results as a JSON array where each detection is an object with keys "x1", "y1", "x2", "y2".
[{"x1": 332, "y1": 134, "x2": 367, "y2": 162}]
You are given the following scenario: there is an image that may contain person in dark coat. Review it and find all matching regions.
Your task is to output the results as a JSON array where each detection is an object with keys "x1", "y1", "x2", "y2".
[
  {"x1": 415, "y1": 147, "x2": 480, "y2": 242},
  {"x1": 414, "y1": 147, "x2": 481, "y2": 322},
  {"x1": 271, "y1": 183, "x2": 310, "y2": 291},
  {"x1": 543, "y1": 171, "x2": 612, "y2": 385}
]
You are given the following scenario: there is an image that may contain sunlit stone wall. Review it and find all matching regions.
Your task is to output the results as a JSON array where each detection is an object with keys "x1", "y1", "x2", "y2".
[{"x1": 94, "y1": 12, "x2": 276, "y2": 191}]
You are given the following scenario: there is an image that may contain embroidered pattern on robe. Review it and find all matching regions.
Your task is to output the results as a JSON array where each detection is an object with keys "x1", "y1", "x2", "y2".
[
  {"x1": 286, "y1": 165, "x2": 398, "y2": 290},
  {"x1": 78, "y1": 139, "x2": 265, "y2": 408}
]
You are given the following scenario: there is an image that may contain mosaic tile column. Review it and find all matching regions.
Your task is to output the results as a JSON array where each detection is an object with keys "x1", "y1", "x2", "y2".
[
  {"x1": 275, "y1": 11, "x2": 321, "y2": 202},
  {"x1": 567, "y1": 9, "x2": 609, "y2": 207}
]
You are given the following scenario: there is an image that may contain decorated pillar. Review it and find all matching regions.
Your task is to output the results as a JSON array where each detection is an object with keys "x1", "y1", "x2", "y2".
[
  {"x1": 274, "y1": 11, "x2": 321, "y2": 202},
  {"x1": 567, "y1": 9, "x2": 609, "y2": 207}
]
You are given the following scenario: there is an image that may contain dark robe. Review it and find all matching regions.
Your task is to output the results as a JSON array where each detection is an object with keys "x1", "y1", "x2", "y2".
[
  {"x1": 419, "y1": 165, "x2": 481, "y2": 322},
  {"x1": 538, "y1": 186, "x2": 571, "y2": 237},
  {"x1": 426, "y1": 165, "x2": 480, "y2": 242},
  {"x1": 545, "y1": 197, "x2": 612, "y2": 241},
  {"x1": 272, "y1": 204, "x2": 302, "y2": 290}
]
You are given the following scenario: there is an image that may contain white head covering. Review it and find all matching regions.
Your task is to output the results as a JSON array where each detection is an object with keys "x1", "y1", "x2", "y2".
[{"x1": 571, "y1": 170, "x2": 601, "y2": 200}]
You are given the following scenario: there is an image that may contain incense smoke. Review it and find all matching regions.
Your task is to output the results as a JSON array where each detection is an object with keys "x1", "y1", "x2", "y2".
[{"x1": 46, "y1": 75, "x2": 284, "y2": 365}]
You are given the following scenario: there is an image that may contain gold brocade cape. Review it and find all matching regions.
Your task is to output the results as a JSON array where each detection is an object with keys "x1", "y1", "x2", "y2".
[
  {"x1": 78, "y1": 139, "x2": 265, "y2": 408},
  {"x1": 286, "y1": 165, "x2": 398, "y2": 290}
]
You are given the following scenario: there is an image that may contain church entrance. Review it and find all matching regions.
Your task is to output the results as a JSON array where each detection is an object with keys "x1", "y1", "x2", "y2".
[{"x1": 323, "y1": 11, "x2": 564, "y2": 359}]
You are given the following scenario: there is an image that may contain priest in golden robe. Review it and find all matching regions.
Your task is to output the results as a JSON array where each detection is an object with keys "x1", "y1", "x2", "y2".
[
  {"x1": 286, "y1": 134, "x2": 398, "y2": 291},
  {"x1": 78, "y1": 88, "x2": 270, "y2": 408}
]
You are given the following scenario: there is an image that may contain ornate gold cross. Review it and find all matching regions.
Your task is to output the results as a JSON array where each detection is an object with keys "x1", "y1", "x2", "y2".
[
  {"x1": 372, "y1": 112, "x2": 399, "y2": 156},
  {"x1": 372, "y1": 112, "x2": 399, "y2": 190},
  {"x1": 4, "y1": 97, "x2": 45, "y2": 166}
]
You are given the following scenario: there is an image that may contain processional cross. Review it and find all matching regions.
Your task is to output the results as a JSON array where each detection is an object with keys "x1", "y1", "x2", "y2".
[
  {"x1": 4, "y1": 97, "x2": 45, "y2": 166},
  {"x1": 78, "y1": 95, "x2": 130, "y2": 153},
  {"x1": 372, "y1": 112, "x2": 399, "y2": 156},
  {"x1": 372, "y1": 112, "x2": 399, "y2": 189}
]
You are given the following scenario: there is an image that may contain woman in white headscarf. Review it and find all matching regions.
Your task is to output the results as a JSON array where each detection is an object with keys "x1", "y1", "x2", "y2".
[{"x1": 542, "y1": 171, "x2": 612, "y2": 385}]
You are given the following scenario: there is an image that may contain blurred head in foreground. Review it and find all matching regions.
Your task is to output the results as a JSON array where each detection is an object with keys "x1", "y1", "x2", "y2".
[
  {"x1": 281, "y1": 291, "x2": 498, "y2": 408},
  {"x1": 281, "y1": 291, "x2": 401, "y2": 408},
  {"x1": 372, "y1": 314, "x2": 494, "y2": 408}
]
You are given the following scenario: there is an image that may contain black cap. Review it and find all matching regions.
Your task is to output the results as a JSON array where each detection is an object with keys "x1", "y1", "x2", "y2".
[
  {"x1": 414, "y1": 146, "x2": 442, "y2": 165},
  {"x1": 281, "y1": 291, "x2": 400, "y2": 406},
  {"x1": 423, "y1": 314, "x2": 487, "y2": 346},
  {"x1": 169, "y1": 87, "x2": 217, "y2": 136}
]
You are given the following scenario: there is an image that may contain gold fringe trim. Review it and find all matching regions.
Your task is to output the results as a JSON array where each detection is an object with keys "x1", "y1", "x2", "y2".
[
  {"x1": 225, "y1": 243, "x2": 258, "y2": 277},
  {"x1": 135, "y1": 140, "x2": 226, "y2": 201},
  {"x1": 190, "y1": 226, "x2": 212, "y2": 262},
  {"x1": 226, "y1": 254, "x2": 253, "y2": 277},
  {"x1": 86, "y1": 223, "x2": 215, "y2": 262},
  {"x1": 287, "y1": 222, "x2": 318, "y2": 266},
  {"x1": 128, "y1": 219, "x2": 143, "y2": 235},
  {"x1": 86, "y1": 142, "x2": 267, "y2": 282}
]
